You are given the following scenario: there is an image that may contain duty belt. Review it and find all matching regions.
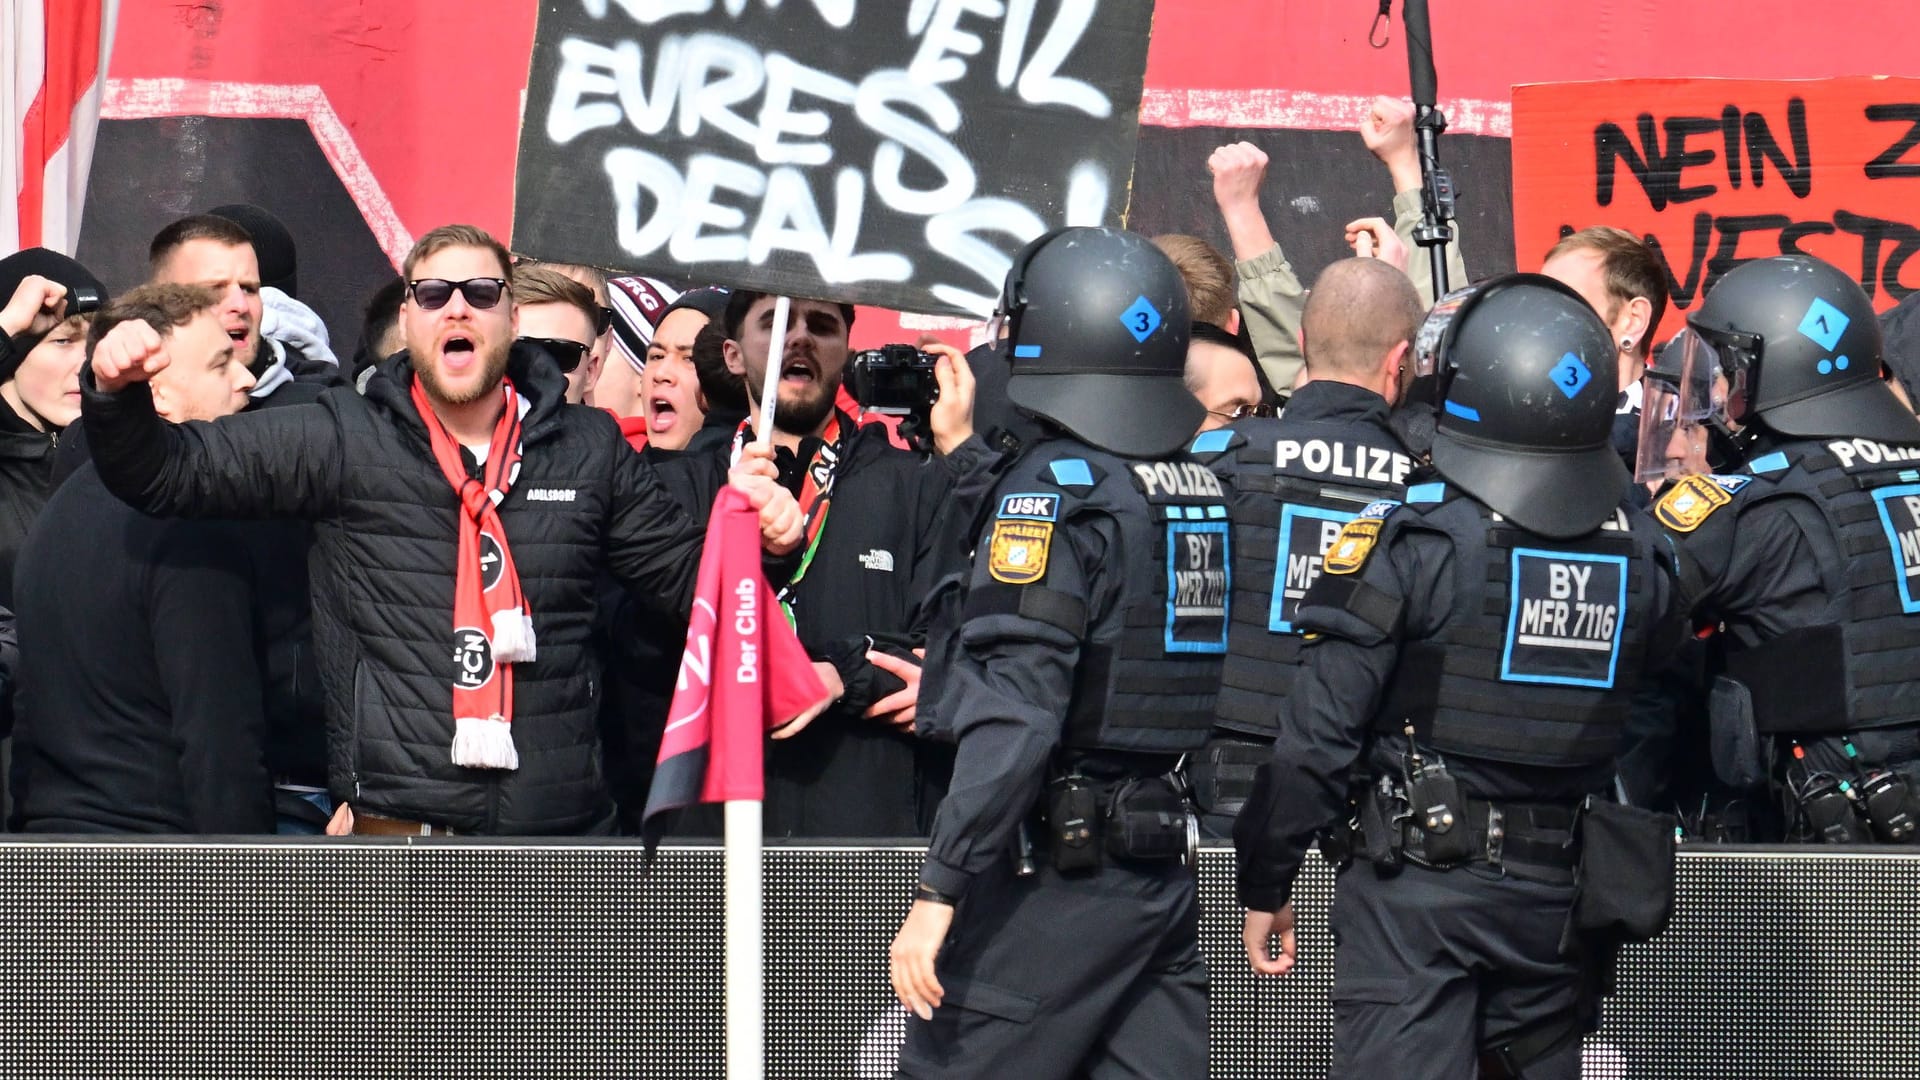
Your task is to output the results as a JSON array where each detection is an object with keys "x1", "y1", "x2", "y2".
[{"x1": 1395, "y1": 798, "x2": 1577, "y2": 885}]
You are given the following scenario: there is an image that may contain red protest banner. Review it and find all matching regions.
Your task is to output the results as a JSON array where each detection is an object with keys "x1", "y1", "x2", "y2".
[{"x1": 1512, "y1": 77, "x2": 1920, "y2": 345}]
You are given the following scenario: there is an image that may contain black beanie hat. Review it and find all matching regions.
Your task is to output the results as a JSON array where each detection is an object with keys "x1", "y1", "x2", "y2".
[
  {"x1": 208, "y1": 203, "x2": 298, "y2": 297},
  {"x1": 0, "y1": 247, "x2": 107, "y2": 381},
  {"x1": 661, "y1": 285, "x2": 732, "y2": 326}
]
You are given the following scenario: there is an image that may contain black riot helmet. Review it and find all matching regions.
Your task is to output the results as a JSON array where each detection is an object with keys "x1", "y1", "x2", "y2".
[
  {"x1": 1414, "y1": 273, "x2": 1626, "y2": 539},
  {"x1": 997, "y1": 227, "x2": 1200, "y2": 458},
  {"x1": 1684, "y1": 254, "x2": 1920, "y2": 444}
]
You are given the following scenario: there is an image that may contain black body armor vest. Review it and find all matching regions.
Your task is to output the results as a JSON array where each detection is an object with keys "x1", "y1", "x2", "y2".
[
  {"x1": 1688, "y1": 439, "x2": 1920, "y2": 735},
  {"x1": 1372, "y1": 489, "x2": 1668, "y2": 769},
  {"x1": 1191, "y1": 410, "x2": 1412, "y2": 739}
]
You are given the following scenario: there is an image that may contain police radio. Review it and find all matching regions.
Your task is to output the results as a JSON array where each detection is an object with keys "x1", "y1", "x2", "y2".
[
  {"x1": 1402, "y1": 725, "x2": 1474, "y2": 865},
  {"x1": 1796, "y1": 774, "x2": 1872, "y2": 845},
  {"x1": 1858, "y1": 770, "x2": 1918, "y2": 843}
]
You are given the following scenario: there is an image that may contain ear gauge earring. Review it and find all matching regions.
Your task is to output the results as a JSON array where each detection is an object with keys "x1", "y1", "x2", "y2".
[{"x1": 1620, "y1": 338, "x2": 1635, "y2": 351}]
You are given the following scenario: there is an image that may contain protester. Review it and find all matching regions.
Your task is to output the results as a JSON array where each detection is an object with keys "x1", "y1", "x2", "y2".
[
  {"x1": 599, "y1": 274, "x2": 679, "y2": 420},
  {"x1": 1187, "y1": 321, "x2": 1267, "y2": 432},
  {"x1": 519, "y1": 259, "x2": 612, "y2": 406},
  {"x1": 641, "y1": 286, "x2": 730, "y2": 452},
  {"x1": 1539, "y1": 226, "x2": 1669, "y2": 468},
  {"x1": 511, "y1": 265, "x2": 602, "y2": 404},
  {"x1": 0, "y1": 248, "x2": 107, "y2": 609},
  {"x1": 687, "y1": 316, "x2": 750, "y2": 456},
  {"x1": 1157, "y1": 233, "x2": 1279, "y2": 408},
  {"x1": 1154, "y1": 233, "x2": 1242, "y2": 331},
  {"x1": 350, "y1": 276, "x2": 407, "y2": 393},
  {"x1": 82, "y1": 224, "x2": 805, "y2": 836},
  {"x1": 13, "y1": 283, "x2": 270, "y2": 833},
  {"x1": 1212, "y1": 96, "x2": 1468, "y2": 391},
  {"x1": 207, "y1": 203, "x2": 341, "y2": 370},
  {"x1": 656, "y1": 290, "x2": 955, "y2": 838},
  {"x1": 147, "y1": 214, "x2": 341, "y2": 404}
]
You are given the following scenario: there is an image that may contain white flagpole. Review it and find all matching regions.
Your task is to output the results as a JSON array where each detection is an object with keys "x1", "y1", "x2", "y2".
[
  {"x1": 754, "y1": 295, "x2": 790, "y2": 450},
  {"x1": 726, "y1": 293, "x2": 788, "y2": 1079}
]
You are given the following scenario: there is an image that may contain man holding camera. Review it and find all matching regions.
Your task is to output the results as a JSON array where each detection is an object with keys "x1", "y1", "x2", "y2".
[{"x1": 656, "y1": 290, "x2": 955, "y2": 839}]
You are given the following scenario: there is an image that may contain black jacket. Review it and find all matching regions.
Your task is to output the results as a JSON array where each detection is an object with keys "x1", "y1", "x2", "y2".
[
  {"x1": 12, "y1": 462, "x2": 273, "y2": 833},
  {"x1": 659, "y1": 413, "x2": 955, "y2": 837},
  {"x1": 80, "y1": 345, "x2": 711, "y2": 834},
  {"x1": 0, "y1": 367, "x2": 63, "y2": 610}
]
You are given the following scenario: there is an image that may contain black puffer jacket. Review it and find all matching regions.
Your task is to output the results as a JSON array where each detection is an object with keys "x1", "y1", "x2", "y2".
[{"x1": 81, "y1": 346, "x2": 709, "y2": 834}]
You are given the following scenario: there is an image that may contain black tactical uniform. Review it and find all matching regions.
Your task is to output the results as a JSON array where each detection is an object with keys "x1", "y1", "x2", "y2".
[
  {"x1": 1189, "y1": 379, "x2": 1415, "y2": 833},
  {"x1": 1651, "y1": 255, "x2": 1920, "y2": 844},
  {"x1": 899, "y1": 228, "x2": 1224, "y2": 1079},
  {"x1": 1235, "y1": 276, "x2": 1681, "y2": 1080}
]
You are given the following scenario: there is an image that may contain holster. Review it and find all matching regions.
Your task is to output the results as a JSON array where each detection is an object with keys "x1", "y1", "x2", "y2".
[
  {"x1": 1191, "y1": 735, "x2": 1269, "y2": 817},
  {"x1": 1104, "y1": 776, "x2": 1196, "y2": 865},
  {"x1": 1356, "y1": 776, "x2": 1406, "y2": 867}
]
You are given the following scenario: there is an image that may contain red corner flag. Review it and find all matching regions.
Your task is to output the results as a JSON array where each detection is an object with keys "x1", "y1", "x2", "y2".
[{"x1": 644, "y1": 485, "x2": 828, "y2": 832}]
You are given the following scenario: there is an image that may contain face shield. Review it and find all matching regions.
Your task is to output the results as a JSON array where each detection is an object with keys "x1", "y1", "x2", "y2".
[{"x1": 1636, "y1": 329, "x2": 1731, "y2": 483}]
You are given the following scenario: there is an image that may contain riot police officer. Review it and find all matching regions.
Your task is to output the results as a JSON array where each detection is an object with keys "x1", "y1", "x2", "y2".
[
  {"x1": 1235, "y1": 274, "x2": 1681, "y2": 1079},
  {"x1": 1190, "y1": 257, "x2": 1423, "y2": 835},
  {"x1": 890, "y1": 227, "x2": 1225, "y2": 1078},
  {"x1": 1648, "y1": 254, "x2": 1920, "y2": 845}
]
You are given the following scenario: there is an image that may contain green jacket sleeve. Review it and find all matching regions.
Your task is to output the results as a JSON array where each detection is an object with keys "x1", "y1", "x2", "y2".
[{"x1": 1235, "y1": 245, "x2": 1307, "y2": 394}]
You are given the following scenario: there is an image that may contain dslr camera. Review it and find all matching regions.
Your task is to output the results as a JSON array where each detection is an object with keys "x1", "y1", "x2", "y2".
[
  {"x1": 848, "y1": 344, "x2": 940, "y2": 416},
  {"x1": 849, "y1": 344, "x2": 942, "y2": 452}
]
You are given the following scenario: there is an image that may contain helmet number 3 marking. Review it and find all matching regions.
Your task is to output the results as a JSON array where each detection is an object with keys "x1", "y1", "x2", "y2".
[{"x1": 1121, "y1": 296, "x2": 1163, "y2": 343}]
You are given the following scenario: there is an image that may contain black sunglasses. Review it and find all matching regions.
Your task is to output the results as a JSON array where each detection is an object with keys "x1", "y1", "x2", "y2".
[
  {"x1": 520, "y1": 336, "x2": 590, "y2": 374},
  {"x1": 593, "y1": 305, "x2": 614, "y2": 336},
  {"x1": 408, "y1": 277, "x2": 508, "y2": 311}
]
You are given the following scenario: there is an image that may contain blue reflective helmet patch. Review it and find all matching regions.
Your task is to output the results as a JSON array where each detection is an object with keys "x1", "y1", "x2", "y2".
[
  {"x1": 1798, "y1": 297, "x2": 1849, "y2": 353},
  {"x1": 1120, "y1": 295, "x2": 1163, "y2": 343},
  {"x1": 1550, "y1": 352, "x2": 1592, "y2": 399}
]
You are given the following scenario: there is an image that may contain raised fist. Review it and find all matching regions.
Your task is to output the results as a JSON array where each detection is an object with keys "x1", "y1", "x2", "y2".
[
  {"x1": 1208, "y1": 141, "x2": 1270, "y2": 214},
  {"x1": 90, "y1": 316, "x2": 171, "y2": 392},
  {"x1": 0, "y1": 275, "x2": 70, "y2": 340}
]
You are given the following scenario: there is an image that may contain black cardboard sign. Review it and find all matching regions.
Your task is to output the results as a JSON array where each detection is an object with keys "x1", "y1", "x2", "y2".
[{"x1": 512, "y1": 0, "x2": 1154, "y2": 318}]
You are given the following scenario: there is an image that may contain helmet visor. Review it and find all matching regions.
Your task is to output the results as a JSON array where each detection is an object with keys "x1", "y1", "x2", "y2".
[
  {"x1": 1635, "y1": 329, "x2": 1722, "y2": 483},
  {"x1": 1685, "y1": 320, "x2": 1764, "y2": 425},
  {"x1": 1408, "y1": 284, "x2": 1481, "y2": 405}
]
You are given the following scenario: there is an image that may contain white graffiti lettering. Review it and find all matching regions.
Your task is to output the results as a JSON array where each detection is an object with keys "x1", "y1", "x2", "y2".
[{"x1": 541, "y1": 0, "x2": 1118, "y2": 315}]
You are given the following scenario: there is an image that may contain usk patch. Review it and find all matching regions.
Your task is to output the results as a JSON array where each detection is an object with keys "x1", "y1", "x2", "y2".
[
  {"x1": 1654, "y1": 474, "x2": 1734, "y2": 533},
  {"x1": 989, "y1": 520, "x2": 1053, "y2": 584},
  {"x1": 1323, "y1": 517, "x2": 1383, "y2": 575}
]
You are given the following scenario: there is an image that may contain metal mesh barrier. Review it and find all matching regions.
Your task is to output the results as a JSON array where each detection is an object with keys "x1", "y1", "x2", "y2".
[{"x1": 0, "y1": 840, "x2": 1912, "y2": 1078}]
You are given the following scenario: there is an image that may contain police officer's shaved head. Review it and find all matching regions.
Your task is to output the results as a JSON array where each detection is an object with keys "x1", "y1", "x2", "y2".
[{"x1": 1301, "y1": 258, "x2": 1423, "y2": 383}]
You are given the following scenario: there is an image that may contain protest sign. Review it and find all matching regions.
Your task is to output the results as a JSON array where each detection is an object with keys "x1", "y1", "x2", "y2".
[
  {"x1": 512, "y1": 0, "x2": 1155, "y2": 318},
  {"x1": 1512, "y1": 77, "x2": 1920, "y2": 344}
]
